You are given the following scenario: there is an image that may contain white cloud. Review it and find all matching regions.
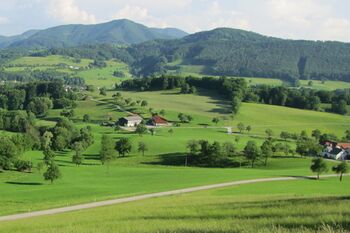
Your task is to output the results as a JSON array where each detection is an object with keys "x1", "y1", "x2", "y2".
[
  {"x1": 47, "y1": 0, "x2": 96, "y2": 24},
  {"x1": 0, "y1": 16, "x2": 9, "y2": 24}
]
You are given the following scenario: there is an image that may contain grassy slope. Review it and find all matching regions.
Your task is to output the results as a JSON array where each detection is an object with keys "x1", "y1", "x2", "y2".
[
  {"x1": 0, "y1": 89, "x2": 346, "y2": 214},
  {"x1": 4, "y1": 55, "x2": 130, "y2": 88},
  {"x1": 6, "y1": 55, "x2": 91, "y2": 68},
  {"x1": 166, "y1": 61, "x2": 350, "y2": 90},
  {"x1": 78, "y1": 60, "x2": 130, "y2": 88},
  {"x1": 114, "y1": 89, "x2": 349, "y2": 135},
  {"x1": 1, "y1": 177, "x2": 349, "y2": 233}
]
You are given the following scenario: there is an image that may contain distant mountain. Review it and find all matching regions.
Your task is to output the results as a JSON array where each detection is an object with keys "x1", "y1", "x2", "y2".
[
  {"x1": 150, "y1": 28, "x2": 188, "y2": 39},
  {"x1": 0, "y1": 30, "x2": 39, "y2": 48},
  {"x1": 3, "y1": 19, "x2": 188, "y2": 48},
  {"x1": 128, "y1": 28, "x2": 350, "y2": 82}
]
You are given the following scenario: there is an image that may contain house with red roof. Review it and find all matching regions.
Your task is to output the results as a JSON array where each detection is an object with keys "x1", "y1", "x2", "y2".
[
  {"x1": 150, "y1": 115, "x2": 169, "y2": 126},
  {"x1": 321, "y1": 141, "x2": 350, "y2": 160}
]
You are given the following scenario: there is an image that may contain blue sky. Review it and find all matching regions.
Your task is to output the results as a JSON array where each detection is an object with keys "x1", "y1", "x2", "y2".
[{"x1": 1, "y1": 0, "x2": 350, "y2": 42}]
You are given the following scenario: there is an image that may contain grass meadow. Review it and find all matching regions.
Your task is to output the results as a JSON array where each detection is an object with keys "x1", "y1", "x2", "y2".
[
  {"x1": 0, "y1": 177, "x2": 349, "y2": 233},
  {"x1": 1, "y1": 55, "x2": 350, "y2": 232}
]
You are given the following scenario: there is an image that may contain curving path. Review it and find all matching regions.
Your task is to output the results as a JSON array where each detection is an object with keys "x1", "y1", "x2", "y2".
[{"x1": 0, "y1": 174, "x2": 343, "y2": 222}]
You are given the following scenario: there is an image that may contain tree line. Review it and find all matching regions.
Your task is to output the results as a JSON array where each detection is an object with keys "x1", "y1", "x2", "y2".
[
  {"x1": 120, "y1": 75, "x2": 349, "y2": 115},
  {"x1": 0, "y1": 80, "x2": 77, "y2": 118}
]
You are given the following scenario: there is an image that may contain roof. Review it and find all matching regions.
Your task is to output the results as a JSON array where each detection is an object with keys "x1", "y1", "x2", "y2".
[
  {"x1": 337, "y1": 143, "x2": 350, "y2": 150},
  {"x1": 152, "y1": 115, "x2": 168, "y2": 124},
  {"x1": 122, "y1": 115, "x2": 143, "y2": 121},
  {"x1": 330, "y1": 147, "x2": 343, "y2": 155}
]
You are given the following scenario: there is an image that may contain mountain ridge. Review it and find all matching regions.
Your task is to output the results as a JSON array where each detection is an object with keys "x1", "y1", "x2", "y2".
[{"x1": 0, "y1": 19, "x2": 188, "y2": 48}]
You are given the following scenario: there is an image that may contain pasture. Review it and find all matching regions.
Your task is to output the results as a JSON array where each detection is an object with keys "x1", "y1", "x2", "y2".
[{"x1": 1, "y1": 177, "x2": 349, "y2": 233}]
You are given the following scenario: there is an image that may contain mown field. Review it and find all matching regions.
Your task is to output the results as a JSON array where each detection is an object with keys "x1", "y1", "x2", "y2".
[{"x1": 1, "y1": 177, "x2": 349, "y2": 233}]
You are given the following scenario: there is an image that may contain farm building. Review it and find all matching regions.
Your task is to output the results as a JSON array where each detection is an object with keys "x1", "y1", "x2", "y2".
[
  {"x1": 321, "y1": 141, "x2": 350, "y2": 160},
  {"x1": 150, "y1": 115, "x2": 169, "y2": 126},
  {"x1": 118, "y1": 115, "x2": 143, "y2": 127}
]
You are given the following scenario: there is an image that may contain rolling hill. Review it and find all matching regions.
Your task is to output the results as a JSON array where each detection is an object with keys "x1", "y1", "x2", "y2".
[
  {"x1": 128, "y1": 28, "x2": 350, "y2": 82},
  {"x1": 0, "y1": 30, "x2": 39, "y2": 48},
  {"x1": 1, "y1": 19, "x2": 188, "y2": 48}
]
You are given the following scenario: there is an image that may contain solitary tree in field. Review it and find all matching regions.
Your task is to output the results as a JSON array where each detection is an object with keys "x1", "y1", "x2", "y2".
[
  {"x1": 135, "y1": 124, "x2": 148, "y2": 137},
  {"x1": 159, "y1": 109, "x2": 166, "y2": 116},
  {"x1": 234, "y1": 136, "x2": 240, "y2": 144},
  {"x1": 212, "y1": 117, "x2": 220, "y2": 126},
  {"x1": 149, "y1": 128, "x2": 156, "y2": 136},
  {"x1": 344, "y1": 130, "x2": 350, "y2": 141},
  {"x1": 168, "y1": 129, "x2": 174, "y2": 135},
  {"x1": 332, "y1": 162, "x2": 349, "y2": 182},
  {"x1": 43, "y1": 148, "x2": 55, "y2": 165},
  {"x1": 100, "y1": 134, "x2": 115, "y2": 165},
  {"x1": 280, "y1": 131, "x2": 290, "y2": 141},
  {"x1": 43, "y1": 160, "x2": 61, "y2": 184},
  {"x1": 141, "y1": 100, "x2": 148, "y2": 108},
  {"x1": 99, "y1": 87, "x2": 107, "y2": 96},
  {"x1": 232, "y1": 96, "x2": 241, "y2": 114},
  {"x1": 265, "y1": 129, "x2": 274, "y2": 139},
  {"x1": 138, "y1": 142, "x2": 148, "y2": 156},
  {"x1": 311, "y1": 129, "x2": 322, "y2": 141},
  {"x1": 237, "y1": 122, "x2": 245, "y2": 133},
  {"x1": 244, "y1": 141, "x2": 260, "y2": 168},
  {"x1": 310, "y1": 157, "x2": 328, "y2": 180},
  {"x1": 261, "y1": 139, "x2": 273, "y2": 166},
  {"x1": 41, "y1": 131, "x2": 53, "y2": 150},
  {"x1": 187, "y1": 115, "x2": 193, "y2": 122},
  {"x1": 72, "y1": 142, "x2": 84, "y2": 166},
  {"x1": 246, "y1": 125, "x2": 252, "y2": 133},
  {"x1": 115, "y1": 138, "x2": 132, "y2": 157},
  {"x1": 83, "y1": 114, "x2": 91, "y2": 123}
]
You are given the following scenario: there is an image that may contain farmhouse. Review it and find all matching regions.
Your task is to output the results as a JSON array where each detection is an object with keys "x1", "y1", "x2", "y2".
[
  {"x1": 118, "y1": 115, "x2": 143, "y2": 127},
  {"x1": 150, "y1": 115, "x2": 169, "y2": 126},
  {"x1": 321, "y1": 141, "x2": 350, "y2": 160}
]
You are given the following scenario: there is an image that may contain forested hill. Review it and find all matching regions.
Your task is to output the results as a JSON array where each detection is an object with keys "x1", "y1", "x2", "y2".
[
  {"x1": 129, "y1": 28, "x2": 350, "y2": 82},
  {"x1": 0, "y1": 30, "x2": 39, "y2": 48},
  {"x1": 2, "y1": 19, "x2": 188, "y2": 48}
]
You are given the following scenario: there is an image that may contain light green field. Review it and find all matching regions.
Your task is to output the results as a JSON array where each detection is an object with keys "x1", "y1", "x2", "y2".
[
  {"x1": 4, "y1": 55, "x2": 131, "y2": 88},
  {"x1": 107, "y1": 89, "x2": 350, "y2": 135},
  {"x1": 1, "y1": 177, "x2": 349, "y2": 233},
  {"x1": 48, "y1": 99, "x2": 127, "y2": 122},
  {"x1": 6, "y1": 55, "x2": 91, "y2": 68},
  {"x1": 1, "y1": 86, "x2": 348, "y2": 216},
  {"x1": 300, "y1": 80, "x2": 350, "y2": 91},
  {"x1": 0, "y1": 147, "x2": 318, "y2": 217},
  {"x1": 78, "y1": 60, "x2": 131, "y2": 88},
  {"x1": 236, "y1": 103, "x2": 350, "y2": 135}
]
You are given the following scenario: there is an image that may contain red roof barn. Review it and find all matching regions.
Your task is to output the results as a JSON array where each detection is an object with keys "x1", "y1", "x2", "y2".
[{"x1": 151, "y1": 115, "x2": 168, "y2": 126}]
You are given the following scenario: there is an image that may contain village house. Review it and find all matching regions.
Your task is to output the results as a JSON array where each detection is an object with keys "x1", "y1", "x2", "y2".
[
  {"x1": 118, "y1": 115, "x2": 143, "y2": 127},
  {"x1": 150, "y1": 115, "x2": 169, "y2": 126},
  {"x1": 320, "y1": 141, "x2": 350, "y2": 160}
]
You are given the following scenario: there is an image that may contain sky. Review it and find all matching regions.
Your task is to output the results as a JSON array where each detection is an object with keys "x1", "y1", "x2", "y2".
[{"x1": 0, "y1": 0, "x2": 350, "y2": 42}]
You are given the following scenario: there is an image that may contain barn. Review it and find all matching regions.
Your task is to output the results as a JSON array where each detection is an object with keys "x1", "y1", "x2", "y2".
[{"x1": 118, "y1": 115, "x2": 143, "y2": 127}]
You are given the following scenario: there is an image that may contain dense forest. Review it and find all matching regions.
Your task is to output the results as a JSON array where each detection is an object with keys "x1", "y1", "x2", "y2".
[{"x1": 128, "y1": 28, "x2": 350, "y2": 82}]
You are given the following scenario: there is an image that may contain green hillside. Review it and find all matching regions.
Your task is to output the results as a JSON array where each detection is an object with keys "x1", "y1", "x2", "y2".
[
  {"x1": 129, "y1": 28, "x2": 350, "y2": 82},
  {"x1": 7, "y1": 20, "x2": 188, "y2": 48}
]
